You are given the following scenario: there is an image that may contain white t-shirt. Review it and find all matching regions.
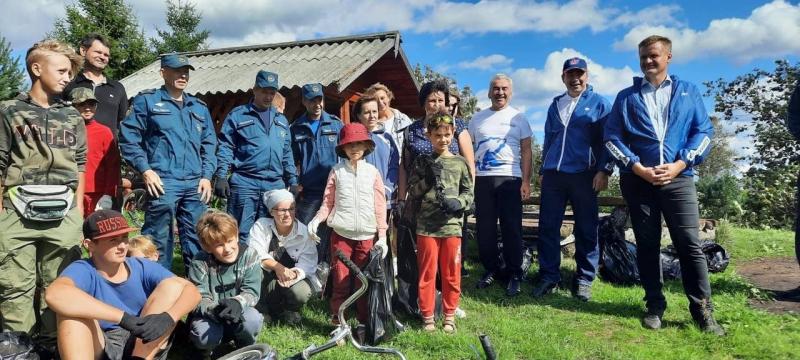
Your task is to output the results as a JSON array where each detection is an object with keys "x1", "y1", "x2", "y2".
[{"x1": 468, "y1": 106, "x2": 532, "y2": 177}]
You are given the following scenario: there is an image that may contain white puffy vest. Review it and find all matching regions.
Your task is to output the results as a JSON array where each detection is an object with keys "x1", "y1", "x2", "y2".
[{"x1": 326, "y1": 161, "x2": 379, "y2": 240}]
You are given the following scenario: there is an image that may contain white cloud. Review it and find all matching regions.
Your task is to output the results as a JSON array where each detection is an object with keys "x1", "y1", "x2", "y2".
[
  {"x1": 457, "y1": 54, "x2": 513, "y2": 70},
  {"x1": 507, "y1": 48, "x2": 635, "y2": 109},
  {"x1": 0, "y1": 0, "x2": 65, "y2": 48},
  {"x1": 415, "y1": 0, "x2": 680, "y2": 35},
  {"x1": 614, "y1": 0, "x2": 800, "y2": 64}
]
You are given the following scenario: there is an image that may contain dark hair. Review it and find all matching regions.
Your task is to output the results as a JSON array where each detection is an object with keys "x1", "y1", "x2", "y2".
[
  {"x1": 418, "y1": 79, "x2": 450, "y2": 108},
  {"x1": 79, "y1": 33, "x2": 110, "y2": 51},
  {"x1": 426, "y1": 110, "x2": 455, "y2": 133},
  {"x1": 352, "y1": 95, "x2": 378, "y2": 121}
]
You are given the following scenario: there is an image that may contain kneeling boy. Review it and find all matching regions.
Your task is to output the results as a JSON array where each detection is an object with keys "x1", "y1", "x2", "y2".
[
  {"x1": 45, "y1": 210, "x2": 201, "y2": 360},
  {"x1": 188, "y1": 212, "x2": 263, "y2": 355}
]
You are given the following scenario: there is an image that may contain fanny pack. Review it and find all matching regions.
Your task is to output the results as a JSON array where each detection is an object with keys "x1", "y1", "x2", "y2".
[{"x1": 8, "y1": 185, "x2": 74, "y2": 221}]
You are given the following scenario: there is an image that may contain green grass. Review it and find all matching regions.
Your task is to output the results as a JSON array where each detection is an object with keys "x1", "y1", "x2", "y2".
[{"x1": 212, "y1": 226, "x2": 797, "y2": 360}]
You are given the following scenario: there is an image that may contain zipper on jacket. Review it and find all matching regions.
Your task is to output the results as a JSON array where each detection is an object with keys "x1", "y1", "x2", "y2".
[
  {"x1": 44, "y1": 110, "x2": 55, "y2": 183},
  {"x1": 556, "y1": 97, "x2": 574, "y2": 172}
]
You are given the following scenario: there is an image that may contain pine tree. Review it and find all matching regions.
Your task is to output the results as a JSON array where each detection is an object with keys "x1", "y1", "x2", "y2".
[
  {"x1": 150, "y1": 0, "x2": 210, "y2": 54},
  {"x1": 50, "y1": 0, "x2": 156, "y2": 79},
  {"x1": 0, "y1": 36, "x2": 24, "y2": 100}
]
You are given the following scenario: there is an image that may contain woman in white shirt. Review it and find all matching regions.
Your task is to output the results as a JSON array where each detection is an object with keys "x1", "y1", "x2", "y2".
[{"x1": 249, "y1": 189, "x2": 320, "y2": 325}]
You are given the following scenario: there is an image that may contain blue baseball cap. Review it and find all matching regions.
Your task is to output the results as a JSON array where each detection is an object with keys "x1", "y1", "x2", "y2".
[
  {"x1": 255, "y1": 70, "x2": 279, "y2": 89},
  {"x1": 302, "y1": 83, "x2": 324, "y2": 100},
  {"x1": 160, "y1": 53, "x2": 195, "y2": 70},
  {"x1": 562, "y1": 57, "x2": 587, "y2": 73}
]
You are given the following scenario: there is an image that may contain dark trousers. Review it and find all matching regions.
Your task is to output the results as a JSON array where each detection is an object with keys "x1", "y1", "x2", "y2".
[
  {"x1": 620, "y1": 174, "x2": 712, "y2": 314},
  {"x1": 537, "y1": 171, "x2": 599, "y2": 285},
  {"x1": 475, "y1": 176, "x2": 523, "y2": 277}
]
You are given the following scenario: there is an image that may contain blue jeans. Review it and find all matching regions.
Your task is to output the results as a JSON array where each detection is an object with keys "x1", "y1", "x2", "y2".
[
  {"x1": 188, "y1": 307, "x2": 263, "y2": 350},
  {"x1": 228, "y1": 174, "x2": 285, "y2": 243},
  {"x1": 142, "y1": 178, "x2": 206, "y2": 272},
  {"x1": 537, "y1": 171, "x2": 600, "y2": 285}
]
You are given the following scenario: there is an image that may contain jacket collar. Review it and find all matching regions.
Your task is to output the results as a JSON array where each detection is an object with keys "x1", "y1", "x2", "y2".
[
  {"x1": 296, "y1": 111, "x2": 333, "y2": 126},
  {"x1": 17, "y1": 92, "x2": 69, "y2": 109},
  {"x1": 634, "y1": 75, "x2": 678, "y2": 91},
  {"x1": 157, "y1": 86, "x2": 194, "y2": 106}
]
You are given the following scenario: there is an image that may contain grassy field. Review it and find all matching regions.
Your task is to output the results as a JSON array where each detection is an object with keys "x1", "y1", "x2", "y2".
[{"x1": 207, "y1": 224, "x2": 796, "y2": 360}]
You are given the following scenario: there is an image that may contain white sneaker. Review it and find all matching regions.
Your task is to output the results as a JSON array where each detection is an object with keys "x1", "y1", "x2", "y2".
[{"x1": 455, "y1": 307, "x2": 467, "y2": 319}]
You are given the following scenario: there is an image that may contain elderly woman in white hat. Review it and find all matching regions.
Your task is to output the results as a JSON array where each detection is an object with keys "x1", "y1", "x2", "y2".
[{"x1": 249, "y1": 189, "x2": 320, "y2": 324}]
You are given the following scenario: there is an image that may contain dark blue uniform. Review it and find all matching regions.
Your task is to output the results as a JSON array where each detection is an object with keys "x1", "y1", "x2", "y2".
[
  {"x1": 216, "y1": 103, "x2": 297, "y2": 241},
  {"x1": 120, "y1": 86, "x2": 217, "y2": 270},
  {"x1": 290, "y1": 111, "x2": 343, "y2": 223}
]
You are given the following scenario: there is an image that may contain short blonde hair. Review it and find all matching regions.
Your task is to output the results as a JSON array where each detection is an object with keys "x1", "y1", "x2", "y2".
[
  {"x1": 25, "y1": 39, "x2": 83, "y2": 81},
  {"x1": 128, "y1": 235, "x2": 158, "y2": 259},
  {"x1": 196, "y1": 211, "x2": 239, "y2": 250},
  {"x1": 364, "y1": 82, "x2": 394, "y2": 101},
  {"x1": 272, "y1": 92, "x2": 286, "y2": 110},
  {"x1": 638, "y1": 35, "x2": 672, "y2": 52}
]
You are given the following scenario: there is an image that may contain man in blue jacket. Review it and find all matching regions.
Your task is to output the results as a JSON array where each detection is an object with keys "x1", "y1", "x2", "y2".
[
  {"x1": 120, "y1": 54, "x2": 217, "y2": 271},
  {"x1": 214, "y1": 70, "x2": 298, "y2": 242},
  {"x1": 604, "y1": 35, "x2": 723, "y2": 335},
  {"x1": 291, "y1": 83, "x2": 343, "y2": 260},
  {"x1": 535, "y1": 57, "x2": 614, "y2": 301}
]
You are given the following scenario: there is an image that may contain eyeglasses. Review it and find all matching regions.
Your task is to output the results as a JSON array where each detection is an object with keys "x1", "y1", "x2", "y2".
[{"x1": 272, "y1": 207, "x2": 295, "y2": 215}]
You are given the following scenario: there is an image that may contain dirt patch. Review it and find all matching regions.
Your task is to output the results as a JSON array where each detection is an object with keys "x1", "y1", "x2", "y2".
[{"x1": 737, "y1": 257, "x2": 800, "y2": 315}]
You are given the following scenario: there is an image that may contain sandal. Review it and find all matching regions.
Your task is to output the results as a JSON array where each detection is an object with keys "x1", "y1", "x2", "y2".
[
  {"x1": 443, "y1": 314, "x2": 456, "y2": 334},
  {"x1": 422, "y1": 316, "x2": 436, "y2": 332}
]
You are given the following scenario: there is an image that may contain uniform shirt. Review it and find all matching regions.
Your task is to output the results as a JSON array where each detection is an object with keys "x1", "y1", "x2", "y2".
[
  {"x1": 84, "y1": 119, "x2": 119, "y2": 194},
  {"x1": 64, "y1": 73, "x2": 128, "y2": 138},
  {"x1": 188, "y1": 245, "x2": 262, "y2": 318},
  {"x1": 469, "y1": 106, "x2": 532, "y2": 177},
  {"x1": 641, "y1": 75, "x2": 673, "y2": 159},
  {"x1": 290, "y1": 112, "x2": 343, "y2": 196},
  {"x1": 60, "y1": 257, "x2": 173, "y2": 331},
  {"x1": 407, "y1": 154, "x2": 473, "y2": 237},
  {"x1": 215, "y1": 103, "x2": 296, "y2": 188},
  {"x1": 120, "y1": 87, "x2": 217, "y2": 180},
  {"x1": 0, "y1": 93, "x2": 87, "y2": 191}
]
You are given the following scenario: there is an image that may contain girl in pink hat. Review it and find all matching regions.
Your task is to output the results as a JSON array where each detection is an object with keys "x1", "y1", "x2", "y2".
[{"x1": 307, "y1": 123, "x2": 388, "y2": 334}]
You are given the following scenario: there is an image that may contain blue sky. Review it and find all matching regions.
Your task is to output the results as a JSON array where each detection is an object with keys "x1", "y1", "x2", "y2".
[{"x1": 2, "y1": 0, "x2": 798, "y2": 163}]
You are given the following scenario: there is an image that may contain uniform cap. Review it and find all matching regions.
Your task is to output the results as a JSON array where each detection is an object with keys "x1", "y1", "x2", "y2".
[
  {"x1": 302, "y1": 83, "x2": 324, "y2": 100},
  {"x1": 161, "y1": 53, "x2": 195, "y2": 70},
  {"x1": 255, "y1": 70, "x2": 279, "y2": 90}
]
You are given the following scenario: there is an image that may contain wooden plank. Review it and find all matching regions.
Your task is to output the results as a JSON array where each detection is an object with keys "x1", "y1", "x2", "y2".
[{"x1": 523, "y1": 196, "x2": 626, "y2": 207}]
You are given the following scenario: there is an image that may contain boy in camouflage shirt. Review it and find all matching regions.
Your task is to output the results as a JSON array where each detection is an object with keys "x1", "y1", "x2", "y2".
[
  {"x1": 0, "y1": 40, "x2": 86, "y2": 348},
  {"x1": 407, "y1": 112, "x2": 473, "y2": 333}
]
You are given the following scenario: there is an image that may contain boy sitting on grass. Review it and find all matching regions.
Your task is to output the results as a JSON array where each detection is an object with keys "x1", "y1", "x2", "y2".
[
  {"x1": 187, "y1": 211, "x2": 263, "y2": 356},
  {"x1": 45, "y1": 210, "x2": 201, "y2": 360}
]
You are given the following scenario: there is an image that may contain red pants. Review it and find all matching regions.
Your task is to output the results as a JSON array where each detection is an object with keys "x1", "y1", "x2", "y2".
[
  {"x1": 82, "y1": 192, "x2": 108, "y2": 218},
  {"x1": 329, "y1": 231, "x2": 373, "y2": 323},
  {"x1": 416, "y1": 235, "x2": 462, "y2": 318}
]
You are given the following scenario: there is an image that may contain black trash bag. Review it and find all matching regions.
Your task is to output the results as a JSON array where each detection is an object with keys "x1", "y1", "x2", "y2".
[
  {"x1": 363, "y1": 247, "x2": 405, "y2": 346},
  {"x1": 0, "y1": 332, "x2": 39, "y2": 360},
  {"x1": 520, "y1": 241, "x2": 535, "y2": 281},
  {"x1": 598, "y1": 208, "x2": 640, "y2": 285},
  {"x1": 702, "y1": 241, "x2": 730, "y2": 273},
  {"x1": 660, "y1": 250, "x2": 682, "y2": 280}
]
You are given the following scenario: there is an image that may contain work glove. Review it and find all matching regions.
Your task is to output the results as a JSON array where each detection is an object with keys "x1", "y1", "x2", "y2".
[
  {"x1": 442, "y1": 198, "x2": 464, "y2": 215},
  {"x1": 213, "y1": 176, "x2": 230, "y2": 199},
  {"x1": 307, "y1": 217, "x2": 321, "y2": 242},
  {"x1": 119, "y1": 312, "x2": 145, "y2": 336},
  {"x1": 375, "y1": 236, "x2": 388, "y2": 260},
  {"x1": 392, "y1": 200, "x2": 405, "y2": 220},
  {"x1": 136, "y1": 312, "x2": 175, "y2": 343},
  {"x1": 215, "y1": 298, "x2": 243, "y2": 325}
]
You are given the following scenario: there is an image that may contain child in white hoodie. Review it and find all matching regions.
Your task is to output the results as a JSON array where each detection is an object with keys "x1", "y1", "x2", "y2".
[{"x1": 307, "y1": 123, "x2": 388, "y2": 329}]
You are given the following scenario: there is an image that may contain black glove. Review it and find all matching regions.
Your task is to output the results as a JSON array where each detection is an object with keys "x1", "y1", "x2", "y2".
[
  {"x1": 442, "y1": 198, "x2": 463, "y2": 214},
  {"x1": 213, "y1": 176, "x2": 230, "y2": 198},
  {"x1": 119, "y1": 312, "x2": 144, "y2": 335},
  {"x1": 215, "y1": 298, "x2": 243, "y2": 324},
  {"x1": 289, "y1": 184, "x2": 300, "y2": 198},
  {"x1": 136, "y1": 312, "x2": 175, "y2": 343}
]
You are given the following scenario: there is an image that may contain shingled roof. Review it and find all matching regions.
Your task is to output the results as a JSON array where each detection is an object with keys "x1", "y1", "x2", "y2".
[{"x1": 120, "y1": 31, "x2": 418, "y2": 97}]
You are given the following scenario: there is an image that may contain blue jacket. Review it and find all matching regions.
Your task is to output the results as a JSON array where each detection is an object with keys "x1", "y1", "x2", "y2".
[
  {"x1": 215, "y1": 103, "x2": 297, "y2": 188},
  {"x1": 604, "y1": 75, "x2": 714, "y2": 177},
  {"x1": 120, "y1": 87, "x2": 217, "y2": 180},
  {"x1": 786, "y1": 81, "x2": 800, "y2": 140},
  {"x1": 290, "y1": 111, "x2": 343, "y2": 196},
  {"x1": 542, "y1": 86, "x2": 613, "y2": 174},
  {"x1": 365, "y1": 125, "x2": 400, "y2": 206}
]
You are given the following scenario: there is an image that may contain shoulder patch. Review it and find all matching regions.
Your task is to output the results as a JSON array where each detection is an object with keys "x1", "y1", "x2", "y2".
[{"x1": 138, "y1": 88, "x2": 157, "y2": 95}]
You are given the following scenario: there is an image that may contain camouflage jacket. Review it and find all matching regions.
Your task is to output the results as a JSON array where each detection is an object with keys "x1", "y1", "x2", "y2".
[
  {"x1": 0, "y1": 93, "x2": 87, "y2": 191},
  {"x1": 407, "y1": 153, "x2": 473, "y2": 237}
]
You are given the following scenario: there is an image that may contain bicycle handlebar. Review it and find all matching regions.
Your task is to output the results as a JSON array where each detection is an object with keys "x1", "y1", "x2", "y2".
[{"x1": 335, "y1": 250, "x2": 363, "y2": 277}]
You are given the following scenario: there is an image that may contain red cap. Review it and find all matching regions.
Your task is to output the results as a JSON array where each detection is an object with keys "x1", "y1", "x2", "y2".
[
  {"x1": 336, "y1": 123, "x2": 374, "y2": 158},
  {"x1": 83, "y1": 210, "x2": 138, "y2": 240}
]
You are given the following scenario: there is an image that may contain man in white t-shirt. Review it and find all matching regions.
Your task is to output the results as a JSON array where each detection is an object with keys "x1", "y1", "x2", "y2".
[{"x1": 468, "y1": 74, "x2": 532, "y2": 297}]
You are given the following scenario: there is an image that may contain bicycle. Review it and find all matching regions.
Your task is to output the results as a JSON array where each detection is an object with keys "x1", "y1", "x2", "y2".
[{"x1": 217, "y1": 250, "x2": 407, "y2": 360}]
